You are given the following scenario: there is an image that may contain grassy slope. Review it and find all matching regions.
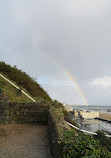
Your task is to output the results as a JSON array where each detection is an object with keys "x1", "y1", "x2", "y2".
[
  {"x1": 0, "y1": 62, "x2": 51, "y2": 102},
  {"x1": 0, "y1": 75, "x2": 32, "y2": 102}
]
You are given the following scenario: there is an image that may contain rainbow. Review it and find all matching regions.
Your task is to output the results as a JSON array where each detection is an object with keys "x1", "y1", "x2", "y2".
[{"x1": 44, "y1": 52, "x2": 88, "y2": 105}]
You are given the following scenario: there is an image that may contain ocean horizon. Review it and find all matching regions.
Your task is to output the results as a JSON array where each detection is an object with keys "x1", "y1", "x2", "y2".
[{"x1": 67, "y1": 105, "x2": 111, "y2": 111}]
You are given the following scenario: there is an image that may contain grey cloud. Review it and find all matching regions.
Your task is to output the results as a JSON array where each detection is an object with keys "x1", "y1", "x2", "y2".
[{"x1": 0, "y1": 0, "x2": 111, "y2": 104}]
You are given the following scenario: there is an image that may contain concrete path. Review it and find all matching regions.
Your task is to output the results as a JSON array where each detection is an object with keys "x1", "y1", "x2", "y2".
[{"x1": 0, "y1": 124, "x2": 51, "y2": 158}]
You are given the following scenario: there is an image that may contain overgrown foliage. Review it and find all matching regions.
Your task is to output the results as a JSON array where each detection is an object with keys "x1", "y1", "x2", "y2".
[
  {"x1": 58, "y1": 133, "x2": 111, "y2": 158},
  {"x1": 0, "y1": 62, "x2": 51, "y2": 101},
  {"x1": 50, "y1": 102, "x2": 111, "y2": 158},
  {"x1": 95, "y1": 130, "x2": 111, "y2": 152}
]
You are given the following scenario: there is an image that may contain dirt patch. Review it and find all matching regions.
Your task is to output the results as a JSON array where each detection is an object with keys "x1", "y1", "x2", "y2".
[
  {"x1": 0, "y1": 128, "x2": 7, "y2": 138},
  {"x1": 0, "y1": 124, "x2": 51, "y2": 158}
]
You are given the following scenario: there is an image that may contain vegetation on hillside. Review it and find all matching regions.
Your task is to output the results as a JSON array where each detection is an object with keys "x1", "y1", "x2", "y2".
[
  {"x1": 0, "y1": 62, "x2": 51, "y2": 102},
  {"x1": 0, "y1": 76, "x2": 31, "y2": 102},
  {"x1": 1, "y1": 61, "x2": 111, "y2": 157},
  {"x1": 95, "y1": 130, "x2": 111, "y2": 152},
  {"x1": 50, "y1": 101, "x2": 111, "y2": 158},
  {"x1": 58, "y1": 133, "x2": 111, "y2": 158}
]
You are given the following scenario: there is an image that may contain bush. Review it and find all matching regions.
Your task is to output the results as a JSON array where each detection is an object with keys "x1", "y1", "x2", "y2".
[
  {"x1": 95, "y1": 130, "x2": 111, "y2": 152},
  {"x1": 63, "y1": 109, "x2": 69, "y2": 117},
  {"x1": 52, "y1": 100, "x2": 63, "y2": 108},
  {"x1": 58, "y1": 134, "x2": 111, "y2": 158}
]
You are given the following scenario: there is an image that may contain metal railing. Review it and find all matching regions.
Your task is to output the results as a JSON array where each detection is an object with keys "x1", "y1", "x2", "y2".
[
  {"x1": 66, "y1": 121, "x2": 111, "y2": 137},
  {"x1": 0, "y1": 73, "x2": 36, "y2": 102}
]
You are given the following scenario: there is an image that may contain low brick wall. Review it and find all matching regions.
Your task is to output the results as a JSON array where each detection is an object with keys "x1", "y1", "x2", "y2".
[{"x1": 0, "y1": 102, "x2": 49, "y2": 124}]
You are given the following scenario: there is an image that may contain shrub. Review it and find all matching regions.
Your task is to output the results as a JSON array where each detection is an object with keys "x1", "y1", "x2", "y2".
[
  {"x1": 52, "y1": 100, "x2": 63, "y2": 108},
  {"x1": 58, "y1": 134, "x2": 111, "y2": 158},
  {"x1": 63, "y1": 109, "x2": 69, "y2": 117},
  {"x1": 95, "y1": 130, "x2": 111, "y2": 152}
]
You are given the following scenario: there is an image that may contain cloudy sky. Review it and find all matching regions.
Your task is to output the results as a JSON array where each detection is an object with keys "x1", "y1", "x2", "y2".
[{"x1": 0, "y1": 0, "x2": 111, "y2": 105}]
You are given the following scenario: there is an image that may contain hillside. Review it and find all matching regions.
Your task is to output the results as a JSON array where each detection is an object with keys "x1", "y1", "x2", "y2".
[
  {"x1": 0, "y1": 62, "x2": 51, "y2": 102},
  {"x1": 0, "y1": 76, "x2": 32, "y2": 102}
]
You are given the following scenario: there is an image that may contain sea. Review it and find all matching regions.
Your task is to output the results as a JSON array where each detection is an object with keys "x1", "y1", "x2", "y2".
[{"x1": 67, "y1": 105, "x2": 111, "y2": 112}]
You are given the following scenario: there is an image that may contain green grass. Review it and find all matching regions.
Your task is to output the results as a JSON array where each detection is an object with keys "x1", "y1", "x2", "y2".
[
  {"x1": 0, "y1": 75, "x2": 32, "y2": 102},
  {"x1": 0, "y1": 62, "x2": 51, "y2": 101}
]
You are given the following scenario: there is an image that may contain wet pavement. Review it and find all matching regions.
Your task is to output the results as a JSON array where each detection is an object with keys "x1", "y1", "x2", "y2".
[{"x1": 0, "y1": 124, "x2": 51, "y2": 158}]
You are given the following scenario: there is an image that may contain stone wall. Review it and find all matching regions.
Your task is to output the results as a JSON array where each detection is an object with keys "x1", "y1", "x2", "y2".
[
  {"x1": 0, "y1": 102, "x2": 49, "y2": 124},
  {"x1": 99, "y1": 112, "x2": 111, "y2": 122},
  {"x1": 47, "y1": 105, "x2": 70, "y2": 158},
  {"x1": 48, "y1": 110, "x2": 61, "y2": 158},
  {"x1": 81, "y1": 111, "x2": 99, "y2": 119},
  {"x1": 74, "y1": 110, "x2": 99, "y2": 119},
  {"x1": 0, "y1": 99, "x2": 65, "y2": 158}
]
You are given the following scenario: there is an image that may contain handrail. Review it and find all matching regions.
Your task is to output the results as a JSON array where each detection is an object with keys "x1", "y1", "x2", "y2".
[
  {"x1": 0, "y1": 73, "x2": 36, "y2": 102},
  {"x1": 66, "y1": 121, "x2": 111, "y2": 137}
]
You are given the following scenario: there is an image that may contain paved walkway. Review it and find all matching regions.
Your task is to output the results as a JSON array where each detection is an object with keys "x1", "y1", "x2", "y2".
[{"x1": 0, "y1": 124, "x2": 51, "y2": 158}]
